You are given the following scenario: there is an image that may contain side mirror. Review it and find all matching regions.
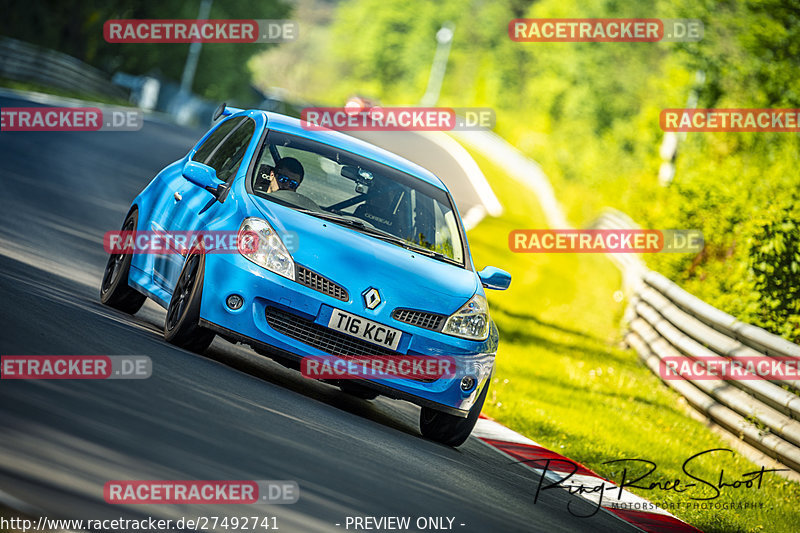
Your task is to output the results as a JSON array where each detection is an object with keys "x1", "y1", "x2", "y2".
[
  {"x1": 182, "y1": 161, "x2": 223, "y2": 195},
  {"x1": 478, "y1": 266, "x2": 511, "y2": 291}
]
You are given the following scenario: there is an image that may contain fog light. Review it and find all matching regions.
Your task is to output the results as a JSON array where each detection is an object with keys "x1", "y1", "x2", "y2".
[
  {"x1": 460, "y1": 376, "x2": 476, "y2": 391},
  {"x1": 226, "y1": 294, "x2": 244, "y2": 310}
]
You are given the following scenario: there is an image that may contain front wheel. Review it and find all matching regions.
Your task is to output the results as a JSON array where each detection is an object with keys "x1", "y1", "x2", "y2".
[
  {"x1": 164, "y1": 253, "x2": 215, "y2": 353},
  {"x1": 419, "y1": 381, "x2": 489, "y2": 447},
  {"x1": 100, "y1": 210, "x2": 146, "y2": 314}
]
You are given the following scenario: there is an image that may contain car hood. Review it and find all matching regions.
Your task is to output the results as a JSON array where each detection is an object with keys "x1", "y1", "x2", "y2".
[{"x1": 249, "y1": 196, "x2": 479, "y2": 313}]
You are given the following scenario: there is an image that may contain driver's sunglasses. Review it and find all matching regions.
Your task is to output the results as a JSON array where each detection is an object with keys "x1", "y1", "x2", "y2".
[{"x1": 275, "y1": 173, "x2": 300, "y2": 189}]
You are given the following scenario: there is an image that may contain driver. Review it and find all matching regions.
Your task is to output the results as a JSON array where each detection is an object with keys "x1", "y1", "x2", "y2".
[{"x1": 267, "y1": 157, "x2": 304, "y2": 193}]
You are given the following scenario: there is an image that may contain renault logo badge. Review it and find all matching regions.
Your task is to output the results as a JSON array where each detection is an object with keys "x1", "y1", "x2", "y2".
[{"x1": 363, "y1": 288, "x2": 381, "y2": 309}]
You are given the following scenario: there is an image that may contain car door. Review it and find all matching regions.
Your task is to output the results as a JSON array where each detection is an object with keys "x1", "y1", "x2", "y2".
[
  {"x1": 171, "y1": 117, "x2": 256, "y2": 233},
  {"x1": 151, "y1": 117, "x2": 247, "y2": 290}
]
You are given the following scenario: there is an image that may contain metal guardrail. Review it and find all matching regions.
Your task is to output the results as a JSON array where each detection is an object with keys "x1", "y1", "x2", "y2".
[
  {"x1": 0, "y1": 37, "x2": 128, "y2": 100},
  {"x1": 0, "y1": 37, "x2": 217, "y2": 126},
  {"x1": 594, "y1": 210, "x2": 800, "y2": 473}
]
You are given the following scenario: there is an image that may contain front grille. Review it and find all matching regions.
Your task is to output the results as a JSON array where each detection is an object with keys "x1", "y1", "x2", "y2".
[
  {"x1": 392, "y1": 308, "x2": 445, "y2": 331},
  {"x1": 265, "y1": 306, "x2": 400, "y2": 356},
  {"x1": 296, "y1": 266, "x2": 348, "y2": 301}
]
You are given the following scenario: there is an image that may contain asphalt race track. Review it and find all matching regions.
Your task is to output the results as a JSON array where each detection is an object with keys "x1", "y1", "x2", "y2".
[{"x1": 0, "y1": 95, "x2": 638, "y2": 532}]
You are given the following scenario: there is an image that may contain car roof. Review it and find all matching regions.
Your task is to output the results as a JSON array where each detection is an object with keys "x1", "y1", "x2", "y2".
[{"x1": 243, "y1": 110, "x2": 449, "y2": 191}]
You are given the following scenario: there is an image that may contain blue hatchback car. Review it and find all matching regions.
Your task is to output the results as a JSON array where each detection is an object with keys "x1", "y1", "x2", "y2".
[{"x1": 100, "y1": 105, "x2": 511, "y2": 446}]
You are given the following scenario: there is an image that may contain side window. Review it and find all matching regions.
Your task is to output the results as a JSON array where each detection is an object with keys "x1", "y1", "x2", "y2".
[
  {"x1": 206, "y1": 119, "x2": 256, "y2": 183},
  {"x1": 192, "y1": 117, "x2": 242, "y2": 164}
]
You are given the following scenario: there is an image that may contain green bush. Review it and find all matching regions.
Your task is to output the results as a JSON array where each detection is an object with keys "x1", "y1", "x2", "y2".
[{"x1": 747, "y1": 205, "x2": 800, "y2": 342}]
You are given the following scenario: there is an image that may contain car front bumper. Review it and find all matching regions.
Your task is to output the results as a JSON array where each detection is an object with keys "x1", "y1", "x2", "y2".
[{"x1": 199, "y1": 252, "x2": 497, "y2": 415}]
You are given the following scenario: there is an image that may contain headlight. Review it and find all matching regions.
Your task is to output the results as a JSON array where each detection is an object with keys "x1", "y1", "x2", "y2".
[
  {"x1": 238, "y1": 217, "x2": 295, "y2": 280},
  {"x1": 443, "y1": 294, "x2": 490, "y2": 340}
]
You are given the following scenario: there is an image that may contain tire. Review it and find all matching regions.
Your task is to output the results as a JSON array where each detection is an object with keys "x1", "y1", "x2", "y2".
[
  {"x1": 419, "y1": 381, "x2": 489, "y2": 447},
  {"x1": 163, "y1": 252, "x2": 215, "y2": 353},
  {"x1": 100, "y1": 210, "x2": 146, "y2": 314}
]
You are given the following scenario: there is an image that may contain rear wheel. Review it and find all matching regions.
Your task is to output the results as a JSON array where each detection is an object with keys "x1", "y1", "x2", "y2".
[
  {"x1": 100, "y1": 211, "x2": 146, "y2": 314},
  {"x1": 164, "y1": 253, "x2": 215, "y2": 353},
  {"x1": 419, "y1": 381, "x2": 489, "y2": 447}
]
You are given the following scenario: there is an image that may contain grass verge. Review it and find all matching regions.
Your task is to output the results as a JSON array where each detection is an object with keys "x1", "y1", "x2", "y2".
[{"x1": 464, "y1": 148, "x2": 800, "y2": 533}]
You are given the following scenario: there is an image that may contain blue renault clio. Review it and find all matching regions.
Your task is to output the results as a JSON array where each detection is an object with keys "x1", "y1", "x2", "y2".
[{"x1": 100, "y1": 105, "x2": 511, "y2": 446}]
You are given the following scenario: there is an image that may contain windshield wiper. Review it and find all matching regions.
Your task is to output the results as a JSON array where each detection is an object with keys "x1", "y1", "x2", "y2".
[
  {"x1": 294, "y1": 209, "x2": 369, "y2": 229},
  {"x1": 418, "y1": 248, "x2": 462, "y2": 266},
  {"x1": 400, "y1": 245, "x2": 462, "y2": 266},
  {"x1": 349, "y1": 225, "x2": 462, "y2": 266},
  {"x1": 294, "y1": 208, "x2": 462, "y2": 265}
]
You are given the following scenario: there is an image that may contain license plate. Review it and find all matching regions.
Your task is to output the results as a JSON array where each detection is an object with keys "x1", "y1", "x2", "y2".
[{"x1": 327, "y1": 309, "x2": 402, "y2": 351}]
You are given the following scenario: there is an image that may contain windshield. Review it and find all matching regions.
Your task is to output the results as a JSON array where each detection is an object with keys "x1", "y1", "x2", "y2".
[{"x1": 249, "y1": 130, "x2": 466, "y2": 266}]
